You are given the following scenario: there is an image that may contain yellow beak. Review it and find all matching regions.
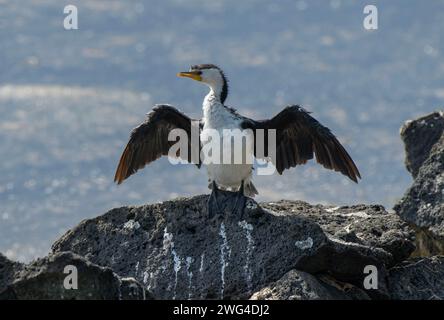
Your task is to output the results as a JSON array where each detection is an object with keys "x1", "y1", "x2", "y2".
[{"x1": 177, "y1": 71, "x2": 202, "y2": 81}]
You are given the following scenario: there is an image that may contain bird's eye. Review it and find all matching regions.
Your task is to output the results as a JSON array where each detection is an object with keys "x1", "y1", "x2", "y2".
[{"x1": 190, "y1": 69, "x2": 202, "y2": 75}]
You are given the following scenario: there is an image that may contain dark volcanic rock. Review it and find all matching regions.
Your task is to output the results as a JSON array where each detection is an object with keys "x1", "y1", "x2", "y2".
[
  {"x1": 0, "y1": 253, "x2": 24, "y2": 294},
  {"x1": 250, "y1": 269, "x2": 370, "y2": 300},
  {"x1": 262, "y1": 201, "x2": 415, "y2": 265},
  {"x1": 52, "y1": 195, "x2": 391, "y2": 299},
  {"x1": 0, "y1": 251, "x2": 148, "y2": 300},
  {"x1": 395, "y1": 112, "x2": 444, "y2": 249},
  {"x1": 388, "y1": 256, "x2": 444, "y2": 300},
  {"x1": 399, "y1": 111, "x2": 444, "y2": 178}
]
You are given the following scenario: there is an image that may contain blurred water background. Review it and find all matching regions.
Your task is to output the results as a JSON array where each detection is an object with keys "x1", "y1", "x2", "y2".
[{"x1": 1, "y1": 0, "x2": 443, "y2": 261}]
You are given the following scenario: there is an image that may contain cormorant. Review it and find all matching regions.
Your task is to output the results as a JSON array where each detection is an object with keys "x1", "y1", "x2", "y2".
[{"x1": 114, "y1": 64, "x2": 360, "y2": 217}]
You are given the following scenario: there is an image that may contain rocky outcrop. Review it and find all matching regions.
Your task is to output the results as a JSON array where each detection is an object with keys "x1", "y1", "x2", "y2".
[
  {"x1": 399, "y1": 111, "x2": 444, "y2": 178},
  {"x1": 394, "y1": 111, "x2": 444, "y2": 256},
  {"x1": 388, "y1": 256, "x2": 444, "y2": 300},
  {"x1": 51, "y1": 196, "x2": 395, "y2": 299},
  {"x1": 0, "y1": 253, "x2": 24, "y2": 295},
  {"x1": 0, "y1": 252, "x2": 149, "y2": 300}
]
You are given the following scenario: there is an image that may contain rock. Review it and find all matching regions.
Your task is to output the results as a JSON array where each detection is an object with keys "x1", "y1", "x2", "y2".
[
  {"x1": 262, "y1": 201, "x2": 415, "y2": 265},
  {"x1": 394, "y1": 113, "x2": 444, "y2": 253},
  {"x1": 399, "y1": 111, "x2": 444, "y2": 178},
  {"x1": 52, "y1": 195, "x2": 391, "y2": 299},
  {"x1": 410, "y1": 228, "x2": 444, "y2": 258},
  {"x1": 120, "y1": 277, "x2": 152, "y2": 300},
  {"x1": 0, "y1": 251, "x2": 149, "y2": 300},
  {"x1": 250, "y1": 269, "x2": 370, "y2": 300},
  {"x1": 0, "y1": 253, "x2": 24, "y2": 294},
  {"x1": 388, "y1": 256, "x2": 444, "y2": 300}
]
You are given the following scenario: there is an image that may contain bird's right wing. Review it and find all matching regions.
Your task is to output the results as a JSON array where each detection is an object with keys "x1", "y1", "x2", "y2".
[{"x1": 114, "y1": 104, "x2": 201, "y2": 184}]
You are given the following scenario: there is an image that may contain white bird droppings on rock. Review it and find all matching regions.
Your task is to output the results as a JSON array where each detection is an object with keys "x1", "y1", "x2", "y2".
[
  {"x1": 342, "y1": 211, "x2": 370, "y2": 218},
  {"x1": 238, "y1": 220, "x2": 255, "y2": 292},
  {"x1": 295, "y1": 237, "x2": 313, "y2": 250},
  {"x1": 171, "y1": 248, "x2": 182, "y2": 300},
  {"x1": 161, "y1": 227, "x2": 183, "y2": 300},
  {"x1": 143, "y1": 270, "x2": 149, "y2": 284},
  {"x1": 329, "y1": 210, "x2": 371, "y2": 218},
  {"x1": 219, "y1": 222, "x2": 231, "y2": 299},
  {"x1": 123, "y1": 219, "x2": 140, "y2": 230},
  {"x1": 163, "y1": 227, "x2": 172, "y2": 249},
  {"x1": 246, "y1": 200, "x2": 257, "y2": 210},
  {"x1": 325, "y1": 206, "x2": 340, "y2": 213},
  {"x1": 135, "y1": 261, "x2": 139, "y2": 275},
  {"x1": 186, "y1": 256, "x2": 194, "y2": 299},
  {"x1": 199, "y1": 253, "x2": 205, "y2": 273}
]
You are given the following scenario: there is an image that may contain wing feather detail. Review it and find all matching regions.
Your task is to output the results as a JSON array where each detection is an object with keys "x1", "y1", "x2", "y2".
[
  {"x1": 114, "y1": 104, "x2": 201, "y2": 184},
  {"x1": 243, "y1": 105, "x2": 361, "y2": 182}
]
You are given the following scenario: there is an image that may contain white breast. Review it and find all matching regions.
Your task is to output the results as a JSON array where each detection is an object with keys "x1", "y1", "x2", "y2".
[{"x1": 201, "y1": 94, "x2": 254, "y2": 190}]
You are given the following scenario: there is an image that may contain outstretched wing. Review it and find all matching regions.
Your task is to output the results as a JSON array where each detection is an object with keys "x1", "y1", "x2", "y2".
[
  {"x1": 114, "y1": 104, "x2": 201, "y2": 184},
  {"x1": 243, "y1": 105, "x2": 361, "y2": 182}
]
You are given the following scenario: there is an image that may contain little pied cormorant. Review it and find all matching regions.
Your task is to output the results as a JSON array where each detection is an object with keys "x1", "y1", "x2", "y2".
[{"x1": 114, "y1": 64, "x2": 361, "y2": 217}]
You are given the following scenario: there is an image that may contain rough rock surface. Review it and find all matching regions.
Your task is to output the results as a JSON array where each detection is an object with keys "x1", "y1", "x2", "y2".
[
  {"x1": 250, "y1": 269, "x2": 370, "y2": 300},
  {"x1": 399, "y1": 111, "x2": 444, "y2": 178},
  {"x1": 0, "y1": 253, "x2": 24, "y2": 294},
  {"x1": 0, "y1": 251, "x2": 149, "y2": 300},
  {"x1": 388, "y1": 256, "x2": 444, "y2": 300},
  {"x1": 263, "y1": 201, "x2": 415, "y2": 264},
  {"x1": 394, "y1": 111, "x2": 444, "y2": 253},
  {"x1": 52, "y1": 196, "x2": 391, "y2": 299}
]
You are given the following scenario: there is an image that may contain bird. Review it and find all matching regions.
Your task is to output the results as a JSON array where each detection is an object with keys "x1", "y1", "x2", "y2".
[{"x1": 114, "y1": 64, "x2": 361, "y2": 217}]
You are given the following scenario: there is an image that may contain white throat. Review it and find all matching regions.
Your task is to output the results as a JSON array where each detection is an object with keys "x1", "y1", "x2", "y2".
[{"x1": 203, "y1": 87, "x2": 223, "y2": 118}]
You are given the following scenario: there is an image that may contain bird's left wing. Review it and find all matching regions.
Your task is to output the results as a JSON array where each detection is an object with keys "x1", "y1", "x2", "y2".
[
  {"x1": 114, "y1": 104, "x2": 201, "y2": 184},
  {"x1": 242, "y1": 105, "x2": 361, "y2": 182}
]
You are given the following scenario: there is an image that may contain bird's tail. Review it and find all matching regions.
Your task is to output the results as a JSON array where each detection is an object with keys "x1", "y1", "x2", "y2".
[{"x1": 244, "y1": 181, "x2": 258, "y2": 198}]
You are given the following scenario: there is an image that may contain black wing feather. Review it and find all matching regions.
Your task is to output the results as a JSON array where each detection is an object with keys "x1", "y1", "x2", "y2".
[
  {"x1": 244, "y1": 105, "x2": 361, "y2": 182},
  {"x1": 114, "y1": 104, "x2": 201, "y2": 184}
]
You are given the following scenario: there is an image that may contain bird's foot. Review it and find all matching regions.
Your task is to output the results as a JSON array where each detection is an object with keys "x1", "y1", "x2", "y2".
[
  {"x1": 207, "y1": 181, "x2": 222, "y2": 218},
  {"x1": 232, "y1": 181, "x2": 246, "y2": 218},
  {"x1": 232, "y1": 193, "x2": 246, "y2": 218},
  {"x1": 207, "y1": 181, "x2": 247, "y2": 218}
]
